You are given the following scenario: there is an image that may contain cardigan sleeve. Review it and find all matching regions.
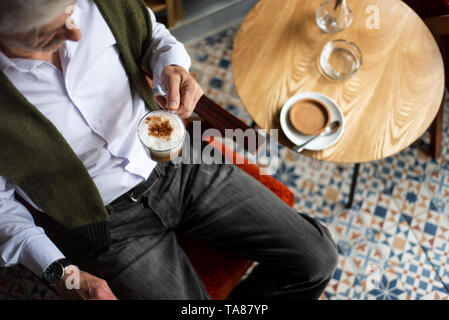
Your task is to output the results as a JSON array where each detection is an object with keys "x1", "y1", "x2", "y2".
[
  {"x1": 142, "y1": 8, "x2": 191, "y2": 96},
  {"x1": 0, "y1": 176, "x2": 65, "y2": 278}
]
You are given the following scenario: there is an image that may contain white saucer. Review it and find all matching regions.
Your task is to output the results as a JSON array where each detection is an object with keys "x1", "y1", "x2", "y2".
[{"x1": 280, "y1": 92, "x2": 344, "y2": 151}]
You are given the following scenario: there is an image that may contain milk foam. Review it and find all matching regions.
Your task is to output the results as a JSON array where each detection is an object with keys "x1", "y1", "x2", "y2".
[{"x1": 138, "y1": 110, "x2": 185, "y2": 151}]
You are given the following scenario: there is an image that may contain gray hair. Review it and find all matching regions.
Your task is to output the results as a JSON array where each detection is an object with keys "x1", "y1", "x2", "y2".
[{"x1": 0, "y1": 0, "x2": 73, "y2": 36}]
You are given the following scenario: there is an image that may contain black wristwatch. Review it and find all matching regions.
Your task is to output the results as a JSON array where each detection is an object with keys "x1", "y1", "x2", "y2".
[{"x1": 42, "y1": 258, "x2": 73, "y2": 286}]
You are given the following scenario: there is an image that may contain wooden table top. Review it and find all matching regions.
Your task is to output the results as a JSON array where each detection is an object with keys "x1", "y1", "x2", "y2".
[{"x1": 232, "y1": 0, "x2": 445, "y2": 163}]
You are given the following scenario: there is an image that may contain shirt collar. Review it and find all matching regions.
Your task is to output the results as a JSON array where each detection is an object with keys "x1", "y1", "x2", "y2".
[{"x1": 0, "y1": 3, "x2": 84, "y2": 73}]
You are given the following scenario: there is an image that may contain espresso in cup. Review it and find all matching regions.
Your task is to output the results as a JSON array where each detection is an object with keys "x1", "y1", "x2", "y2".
[
  {"x1": 288, "y1": 99, "x2": 331, "y2": 136},
  {"x1": 138, "y1": 110, "x2": 186, "y2": 162}
]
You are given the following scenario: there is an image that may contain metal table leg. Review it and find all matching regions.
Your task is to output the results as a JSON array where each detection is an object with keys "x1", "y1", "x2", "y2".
[{"x1": 346, "y1": 163, "x2": 360, "y2": 208}]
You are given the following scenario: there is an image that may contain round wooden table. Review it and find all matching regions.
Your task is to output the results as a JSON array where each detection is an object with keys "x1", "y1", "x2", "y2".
[{"x1": 232, "y1": 0, "x2": 445, "y2": 164}]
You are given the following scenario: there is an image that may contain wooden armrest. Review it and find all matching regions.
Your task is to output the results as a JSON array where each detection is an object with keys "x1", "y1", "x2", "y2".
[
  {"x1": 425, "y1": 14, "x2": 449, "y2": 35},
  {"x1": 194, "y1": 95, "x2": 266, "y2": 154}
]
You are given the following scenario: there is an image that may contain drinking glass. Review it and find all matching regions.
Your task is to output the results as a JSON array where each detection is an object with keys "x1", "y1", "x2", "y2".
[
  {"x1": 319, "y1": 39, "x2": 362, "y2": 81},
  {"x1": 316, "y1": 0, "x2": 352, "y2": 34},
  {"x1": 137, "y1": 110, "x2": 186, "y2": 162}
]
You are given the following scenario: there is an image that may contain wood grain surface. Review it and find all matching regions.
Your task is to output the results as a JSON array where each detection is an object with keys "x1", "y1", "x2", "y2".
[{"x1": 232, "y1": 0, "x2": 445, "y2": 163}]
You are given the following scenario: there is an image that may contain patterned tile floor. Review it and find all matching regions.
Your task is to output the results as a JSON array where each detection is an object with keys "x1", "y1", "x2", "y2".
[
  {"x1": 184, "y1": 24, "x2": 449, "y2": 300},
  {"x1": 1, "y1": 23, "x2": 449, "y2": 300}
]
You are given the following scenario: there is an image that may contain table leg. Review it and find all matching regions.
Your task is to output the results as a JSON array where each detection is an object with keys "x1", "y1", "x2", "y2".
[
  {"x1": 430, "y1": 98, "x2": 444, "y2": 159},
  {"x1": 346, "y1": 163, "x2": 360, "y2": 209}
]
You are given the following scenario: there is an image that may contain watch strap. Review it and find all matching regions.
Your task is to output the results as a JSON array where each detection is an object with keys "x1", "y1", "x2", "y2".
[{"x1": 58, "y1": 258, "x2": 72, "y2": 269}]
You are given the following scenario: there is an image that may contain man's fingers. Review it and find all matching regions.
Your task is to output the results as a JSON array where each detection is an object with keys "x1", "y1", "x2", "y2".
[
  {"x1": 159, "y1": 65, "x2": 204, "y2": 119},
  {"x1": 179, "y1": 82, "x2": 195, "y2": 114},
  {"x1": 90, "y1": 287, "x2": 118, "y2": 300},
  {"x1": 166, "y1": 75, "x2": 181, "y2": 111},
  {"x1": 178, "y1": 83, "x2": 203, "y2": 119},
  {"x1": 195, "y1": 85, "x2": 204, "y2": 103},
  {"x1": 54, "y1": 269, "x2": 118, "y2": 300}
]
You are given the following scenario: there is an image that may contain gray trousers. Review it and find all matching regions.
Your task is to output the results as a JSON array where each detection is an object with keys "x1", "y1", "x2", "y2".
[{"x1": 79, "y1": 160, "x2": 338, "y2": 300}]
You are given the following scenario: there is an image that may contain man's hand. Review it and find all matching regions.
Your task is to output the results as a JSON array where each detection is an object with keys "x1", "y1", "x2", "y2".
[
  {"x1": 154, "y1": 65, "x2": 203, "y2": 119},
  {"x1": 53, "y1": 266, "x2": 118, "y2": 300}
]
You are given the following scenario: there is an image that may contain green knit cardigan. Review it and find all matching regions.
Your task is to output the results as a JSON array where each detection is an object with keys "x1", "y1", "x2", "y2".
[{"x1": 0, "y1": 0, "x2": 160, "y2": 255}]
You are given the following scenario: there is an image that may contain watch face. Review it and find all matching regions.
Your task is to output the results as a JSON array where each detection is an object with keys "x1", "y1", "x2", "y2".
[{"x1": 44, "y1": 262, "x2": 64, "y2": 284}]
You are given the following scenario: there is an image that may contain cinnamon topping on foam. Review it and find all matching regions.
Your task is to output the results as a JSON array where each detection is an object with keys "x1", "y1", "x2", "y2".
[{"x1": 145, "y1": 116, "x2": 173, "y2": 139}]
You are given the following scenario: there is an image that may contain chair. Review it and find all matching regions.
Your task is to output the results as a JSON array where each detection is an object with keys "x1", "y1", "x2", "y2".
[
  {"x1": 403, "y1": 0, "x2": 449, "y2": 158},
  {"x1": 143, "y1": 0, "x2": 183, "y2": 28}
]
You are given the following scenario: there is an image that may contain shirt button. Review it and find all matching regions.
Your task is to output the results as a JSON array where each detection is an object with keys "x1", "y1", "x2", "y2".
[{"x1": 94, "y1": 118, "x2": 104, "y2": 130}]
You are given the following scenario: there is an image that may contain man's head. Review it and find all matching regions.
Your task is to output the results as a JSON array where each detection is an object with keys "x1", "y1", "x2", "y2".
[{"x1": 0, "y1": 0, "x2": 81, "y2": 54}]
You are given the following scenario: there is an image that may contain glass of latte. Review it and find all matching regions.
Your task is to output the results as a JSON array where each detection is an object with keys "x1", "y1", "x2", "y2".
[{"x1": 138, "y1": 110, "x2": 186, "y2": 162}]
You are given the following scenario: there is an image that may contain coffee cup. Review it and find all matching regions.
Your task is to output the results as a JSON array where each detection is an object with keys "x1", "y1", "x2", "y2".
[
  {"x1": 288, "y1": 98, "x2": 331, "y2": 136},
  {"x1": 138, "y1": 110, "x2": 186, "y2": 162}
]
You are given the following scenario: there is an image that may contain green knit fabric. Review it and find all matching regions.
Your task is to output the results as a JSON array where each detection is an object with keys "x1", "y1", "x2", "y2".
[{"x1": 0, "y1": 0, "x2": 158, "y2": 247}]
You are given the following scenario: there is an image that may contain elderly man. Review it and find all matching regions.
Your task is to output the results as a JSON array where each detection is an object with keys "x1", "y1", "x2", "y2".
[{"x1": 0, "y1": 0, "x2": 338, "y2": 300}]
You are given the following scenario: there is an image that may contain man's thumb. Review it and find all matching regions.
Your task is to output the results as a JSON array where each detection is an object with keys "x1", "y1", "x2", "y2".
[
  {"x1": 166, "y1": 77, "x2": 181, "y2": 110},
  {"x1": 166, "y1": 93, "x2": 180, "y2": 111}
]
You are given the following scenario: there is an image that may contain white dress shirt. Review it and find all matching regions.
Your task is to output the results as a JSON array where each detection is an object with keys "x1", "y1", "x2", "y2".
[{"x1": 0, "y1": 0, "x2": 191, "y2": 278}]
